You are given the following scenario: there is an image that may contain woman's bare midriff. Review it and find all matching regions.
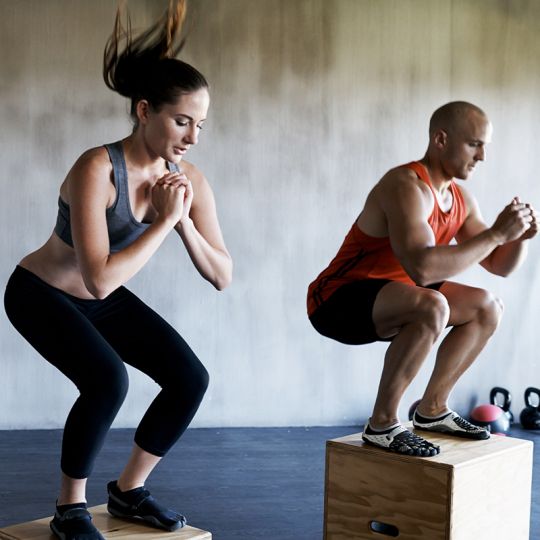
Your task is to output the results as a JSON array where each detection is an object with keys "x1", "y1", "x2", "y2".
[{"x1": 18, "y1": 233, "x2": 98, "y2": 300}]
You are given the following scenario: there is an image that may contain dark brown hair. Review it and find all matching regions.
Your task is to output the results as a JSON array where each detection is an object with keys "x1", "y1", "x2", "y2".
[{"x1": 103, "y1": 0, "x2": 208, "y2": 123}]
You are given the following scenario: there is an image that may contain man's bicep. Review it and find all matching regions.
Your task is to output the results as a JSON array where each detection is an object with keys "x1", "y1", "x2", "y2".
[
  {"x1": 388, "y1": 215, "x2": 436, "y2": 262},
  {"x1": 382, "y1": 181, "x2": 435, "y2": 261}
]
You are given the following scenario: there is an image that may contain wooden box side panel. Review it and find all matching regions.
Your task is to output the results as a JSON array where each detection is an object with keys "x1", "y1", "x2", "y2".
[
  {"x1": 324, "y1": 445, "x2": 450, "y2": 540},
  {"x1": 450, "y1": 444, "x2": 533, "y2": 540},
  {"x1": 324, "y1": 444, "x2": 331, "y2": 540}
]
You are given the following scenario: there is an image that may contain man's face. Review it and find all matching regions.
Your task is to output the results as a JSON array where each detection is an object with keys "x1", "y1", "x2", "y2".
[{"x1": 441, "y1": 111, "x2": 492, "y2": 180}]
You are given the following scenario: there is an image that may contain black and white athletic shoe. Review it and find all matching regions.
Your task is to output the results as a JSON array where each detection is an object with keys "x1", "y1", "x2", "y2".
[
  {"x1": 50, "y1": 507, "x2": 105, "y2": 540},
  {"x1": 107, "y1": 481, "x2": 186, "y2": 532},
  {"x1": 413, "y1": 409, "x2": 490, "y2": 440},
  {"x1": 362, "y1": 422, "x2": 440, "y2": 457}
]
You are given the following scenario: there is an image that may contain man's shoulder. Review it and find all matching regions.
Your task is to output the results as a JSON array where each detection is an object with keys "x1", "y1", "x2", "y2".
[
  {"x1": 378, "y1": 164, "x2": 430, "y2": 194},
  {"x1": 372, "y1": 164, "x2": 434, "y2": 220}
]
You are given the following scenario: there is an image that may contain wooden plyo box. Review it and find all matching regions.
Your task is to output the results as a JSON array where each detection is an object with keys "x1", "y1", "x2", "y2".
[
  {"x1": 0, "y1": 504, "x2": 211, "y2": 540},
  {"x1": 324, "y1": 430, "x2": 533, "y2": 540}
]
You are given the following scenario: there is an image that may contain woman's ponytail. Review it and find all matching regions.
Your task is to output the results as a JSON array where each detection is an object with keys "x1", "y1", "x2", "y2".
[{"x1": 103, "y1": 0, "x2": 206, "y2": 123}]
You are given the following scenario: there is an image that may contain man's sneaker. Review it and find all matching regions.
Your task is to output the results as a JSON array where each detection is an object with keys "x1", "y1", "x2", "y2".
[
  {"x1": 362, "y1": 422, "x2": 440, "y2": 457},
  {"x1": 413, "y1": 409, "x2": 490, "y2": 440}
]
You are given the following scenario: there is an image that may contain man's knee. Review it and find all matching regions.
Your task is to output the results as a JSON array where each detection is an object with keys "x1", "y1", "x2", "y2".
[
  {"x1": 415, "y1": 289, "x2": 450, "y2": 334},
  {"x1": 476, "y1": 289, "x2": 504, "y2": 332}
]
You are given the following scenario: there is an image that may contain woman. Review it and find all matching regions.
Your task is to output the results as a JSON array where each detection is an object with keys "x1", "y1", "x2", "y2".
[{"x1": 4, "y1": 1, "x2": 232, "y2": 539}]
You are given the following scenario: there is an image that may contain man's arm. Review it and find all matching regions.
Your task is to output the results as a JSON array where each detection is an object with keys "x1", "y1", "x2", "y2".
[
  {"x1": 378, "y1": 170, "x2": 532, "y2": 285},
  {"x1": 455, "y1": 190, "x2": 537, "y2": 276}
]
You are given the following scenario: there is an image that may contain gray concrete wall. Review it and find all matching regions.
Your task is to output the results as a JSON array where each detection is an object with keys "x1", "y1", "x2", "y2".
[{"x1": 1, "y1": 0, "x2": 539, "y2": 429}]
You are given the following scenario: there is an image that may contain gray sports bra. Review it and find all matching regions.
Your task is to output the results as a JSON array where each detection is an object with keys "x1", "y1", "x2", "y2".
[{"x1": 54, "y1": 141, "x2": 179, "y2": 253}]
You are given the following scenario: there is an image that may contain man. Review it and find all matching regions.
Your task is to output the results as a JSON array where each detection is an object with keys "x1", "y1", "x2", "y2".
[{"x1": 307, "y1": 101, "x2": 537, "y2": 456}]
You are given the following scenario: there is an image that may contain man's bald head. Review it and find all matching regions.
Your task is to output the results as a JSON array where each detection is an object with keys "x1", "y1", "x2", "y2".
[
  {"x1": 425, "y1": 101, "x2": 492, "y2": 180},
  {"x1": 429, "y1": 101, "x2": 488, "y2": 137}
]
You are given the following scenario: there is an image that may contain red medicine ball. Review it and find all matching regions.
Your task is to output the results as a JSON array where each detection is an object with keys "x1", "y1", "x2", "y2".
[{"x1": 470, "y1": 404, "x2": 510, "y2": 435}]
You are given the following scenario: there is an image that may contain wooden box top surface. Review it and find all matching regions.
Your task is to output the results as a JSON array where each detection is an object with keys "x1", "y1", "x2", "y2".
[
  {"x1": 0, "y1": 504, "x2": 211, "y2": 540},
  {"x1": 327, "y1": 427, "x2": 533, "y2": 469}
]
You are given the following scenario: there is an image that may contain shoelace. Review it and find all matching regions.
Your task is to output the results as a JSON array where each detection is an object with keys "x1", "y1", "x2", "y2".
[{"x1": 452, "y1": 414, "x2": 482, "y2": 431}]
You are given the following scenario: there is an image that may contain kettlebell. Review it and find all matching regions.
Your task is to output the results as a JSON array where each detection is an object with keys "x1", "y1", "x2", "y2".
[
  {"x1": 520, "y1": 387, "x2": 540, "y2": 430},
  {"x1": 490, "y1": 386, "x2": 513, "y2": 423}
]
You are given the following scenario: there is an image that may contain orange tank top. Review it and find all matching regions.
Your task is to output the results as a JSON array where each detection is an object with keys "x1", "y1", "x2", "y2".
[{"x1": 307, "y1": 161, "x2": 467, "y2": 316}]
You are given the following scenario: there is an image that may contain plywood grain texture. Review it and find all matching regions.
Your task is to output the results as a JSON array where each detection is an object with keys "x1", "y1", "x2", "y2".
[{"x1": 324, "y1": 430, "x2": 533, "y2": 540}]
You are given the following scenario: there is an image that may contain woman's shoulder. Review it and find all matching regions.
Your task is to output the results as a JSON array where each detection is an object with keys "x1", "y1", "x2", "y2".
[
  {"x1": 67, "y1": 145, "x2": 113, "y2": 183},
  {"x1": 73, "y1": 145, "x2": 112, "y2": 172},
  {"x1": 180, "y1": 159, "x2": 207, "y2": 185},
  {"x1": 61, "y1": 146, "x2": 115, "y2": 206}
]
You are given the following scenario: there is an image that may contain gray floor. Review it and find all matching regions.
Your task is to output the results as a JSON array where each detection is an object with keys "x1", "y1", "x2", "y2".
[{"x1": 0, "y1": 425, "x2": 538, "y2": 539}]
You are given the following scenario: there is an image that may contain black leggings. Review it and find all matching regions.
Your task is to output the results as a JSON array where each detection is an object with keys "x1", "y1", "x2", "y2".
[{"x1": 4, "y1": 266, "x2": 209, "y2": 479}]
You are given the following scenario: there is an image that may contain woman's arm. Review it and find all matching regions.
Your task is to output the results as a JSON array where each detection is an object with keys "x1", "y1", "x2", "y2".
[
  {"x1": 174, "y1": 163, "x2": 232, "y2": 290},
  {"x1": 68, "y1": 148, "x2": 186, "y2": 299}
]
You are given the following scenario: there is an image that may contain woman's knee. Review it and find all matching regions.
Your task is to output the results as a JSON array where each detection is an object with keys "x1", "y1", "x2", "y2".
[
  {"x1": 194, "y1": 364, "x2": 210, "y2": 402},
  {"x1": 199, "y1": 362, "x2": 210, "y2": 391},
  {"x1": 81, "y1": 362, "x2": 129, "y2": 410},
  {"x1": 185, "y1": 360, "x2": 209, "y2": 400},
  {"x1": 159, "y1": 355, "x2": 209, "y2": 400},
  {"x1": 182, "y1": 359, "x2": 210, "y2": 399}
]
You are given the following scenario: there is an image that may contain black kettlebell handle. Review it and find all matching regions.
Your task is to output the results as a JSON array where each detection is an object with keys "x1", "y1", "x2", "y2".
[
  {"x1": 524, "y1": 387, "x2": 540, "y2": 410},
  {"x1": 490, "y1": 387, "x2": 511, "y2": 411}
]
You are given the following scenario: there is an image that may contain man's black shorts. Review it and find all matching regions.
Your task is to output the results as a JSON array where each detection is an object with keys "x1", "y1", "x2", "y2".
[{"x1": 309, "y1": 279, "x2": 444, "y2": 345}]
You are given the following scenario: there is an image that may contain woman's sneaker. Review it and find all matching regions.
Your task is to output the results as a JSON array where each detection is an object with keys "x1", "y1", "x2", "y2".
[
  {"x1": 50, "y1": 506, "x2": 105, "y2": 540},
  {"x1": 413, "y1": 409, "x2": 490, "y2": 440},
  {"x1": 362, "y1": 422, "x2": 440, "y2": 457},
  {"x1": 107, "y1": 481, "x2": 186, "y2": 532}
]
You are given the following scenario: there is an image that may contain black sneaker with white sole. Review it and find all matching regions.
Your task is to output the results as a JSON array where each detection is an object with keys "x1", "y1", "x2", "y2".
[
  {"x1": 362, "y1": 423, "x2": 440, "y2": 457},
  {"x1": 413, "y1": 409, "x2": 490, "y2": 440}
]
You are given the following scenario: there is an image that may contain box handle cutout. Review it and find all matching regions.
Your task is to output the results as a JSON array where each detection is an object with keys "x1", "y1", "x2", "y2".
[{"x1": 369, "y1": 520, "x2": 399, "y2": 537}]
